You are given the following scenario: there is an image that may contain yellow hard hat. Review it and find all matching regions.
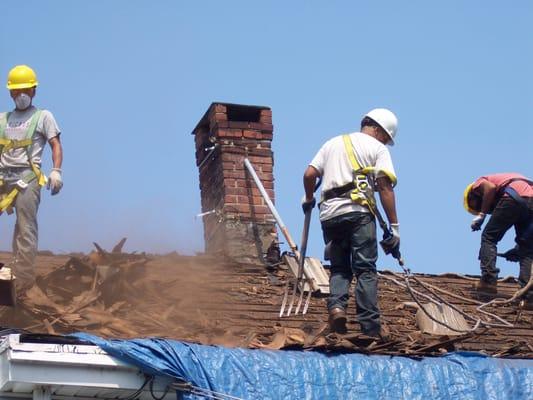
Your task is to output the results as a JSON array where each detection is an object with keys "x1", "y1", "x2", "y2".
[
  {"x1": 463, "y1": 183, "x2": 478, "y2": 215},
  {"x1": 6, "y1": 65, "x2": 39, "y2": 90}
]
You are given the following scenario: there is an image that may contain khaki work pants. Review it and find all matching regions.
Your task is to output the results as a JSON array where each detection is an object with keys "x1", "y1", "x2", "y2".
[{"x1": 1, "y1": 176, "x2": 41, "y2": 290}]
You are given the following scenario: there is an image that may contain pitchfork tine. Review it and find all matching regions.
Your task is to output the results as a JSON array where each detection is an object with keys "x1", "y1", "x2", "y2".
[
  {"x1": 294, "y1": 281, "x2": 306, "y2": 314},
  {"x1": 242, "y1": 158, "x2": 315, "y2": 318},
  {"x1": 287, "y1": 207, "x2": 312, "y2": 316},
  {"x1": 279, "y1": 280, "x2": 290, "y2": 317}
]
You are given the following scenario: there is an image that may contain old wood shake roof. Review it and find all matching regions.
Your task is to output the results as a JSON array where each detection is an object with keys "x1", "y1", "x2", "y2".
[{"x1": 0, "y1": 250, "x2": 531, "y2": 359}]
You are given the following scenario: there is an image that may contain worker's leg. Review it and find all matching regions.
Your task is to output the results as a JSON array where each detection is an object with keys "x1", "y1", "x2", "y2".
[
  {"x1": 322, "y1": 214, "x2": 354, "y2": 312},
  {"x1": 516, "y1": 198, "x2": 533, "y2": 301},
  {"x1": 349, "y1": 213, "x2": 379, "y2": 336},
  {"x1": 479, "y1": 198, "x2": 520, "y2": 283},
  {"x1": 518, "y1": 256, "x2": 533, "y2": 300},
  {"x1": 12, "y1": 180, "x2": 41, "y2": 290}
]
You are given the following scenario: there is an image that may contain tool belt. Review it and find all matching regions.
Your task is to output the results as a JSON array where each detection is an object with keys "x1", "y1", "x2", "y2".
[{"x1": 322, "y1": 181, "x2": 358, "y2": 201}]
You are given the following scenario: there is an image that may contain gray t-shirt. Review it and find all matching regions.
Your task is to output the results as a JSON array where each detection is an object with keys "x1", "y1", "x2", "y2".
[{"x1": 0, "y1": 106, "x2": 60, "y2": 168}]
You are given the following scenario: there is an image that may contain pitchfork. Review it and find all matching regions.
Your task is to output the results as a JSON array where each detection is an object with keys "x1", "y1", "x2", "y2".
[
  {"x1": 243, "y1": 158, "x2": 314, "y2": 317},
  {"x1": 280, "y1": 206, "x2": 313, "y2": 316}
]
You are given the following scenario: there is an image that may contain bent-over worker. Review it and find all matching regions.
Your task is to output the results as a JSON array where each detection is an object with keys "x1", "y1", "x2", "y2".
[{"x1": 464, "y1": 173, "x2": 532, "y2": 308}]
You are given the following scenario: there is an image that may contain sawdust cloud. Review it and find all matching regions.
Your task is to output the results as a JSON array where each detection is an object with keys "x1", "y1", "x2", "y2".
[{"x1": 0, "y1": 252, "x2": 251, "y2": 347}]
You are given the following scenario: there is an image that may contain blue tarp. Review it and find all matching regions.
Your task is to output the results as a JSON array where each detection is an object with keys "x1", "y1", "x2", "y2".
[{"x1": 74, "y1": 333, "x2": 533, "y2": 400}]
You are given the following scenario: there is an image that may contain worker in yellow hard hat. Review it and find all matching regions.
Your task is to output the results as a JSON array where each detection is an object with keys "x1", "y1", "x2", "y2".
[
  {"x1": 0, "y1": 65, "x2": 63, "y2": 293},
  {"x1": 464, "y1": 173, "x2": 533, "y2": 309}
]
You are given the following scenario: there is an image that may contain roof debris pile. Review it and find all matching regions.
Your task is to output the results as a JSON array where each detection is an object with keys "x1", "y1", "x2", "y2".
[{"x1": 0, "y1": 242, "x2": 531, "y2": 358}]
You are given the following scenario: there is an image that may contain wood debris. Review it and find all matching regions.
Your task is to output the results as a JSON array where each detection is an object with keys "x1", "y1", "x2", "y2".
[{"x1": 0, "y1": 245, "x2": 531, "y2": 358}]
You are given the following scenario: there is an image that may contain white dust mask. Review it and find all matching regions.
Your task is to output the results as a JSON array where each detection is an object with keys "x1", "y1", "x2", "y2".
[{"x1": 14, "y1": 93, "x2": 32, "y2": 110}]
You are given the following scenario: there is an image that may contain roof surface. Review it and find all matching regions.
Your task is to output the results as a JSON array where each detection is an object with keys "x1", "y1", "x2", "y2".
[{"x1": 0, "y1": 249, "x2": 531, "y2": 359}]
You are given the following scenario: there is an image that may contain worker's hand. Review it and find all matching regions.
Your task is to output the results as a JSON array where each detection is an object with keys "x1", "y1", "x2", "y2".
[
  {"x1": 301, "y1": 196, "x2": 316, "y2": 214},
  {"x1": 498, "y1": 246, "x2": 521, "y2": 262},
  {"x1": 47, "y1": 168, "x2": 63, "y2": 196},
  {"x1": 470, "y1": 213, "x2": 486, "y2": 231},
  {"x1": 386, "y1": 223, "x2": 400, "y2": 248}
]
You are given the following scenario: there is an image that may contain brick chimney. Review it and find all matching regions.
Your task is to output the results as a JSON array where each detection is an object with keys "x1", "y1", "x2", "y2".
[{"x1": 192, "y1": 102, "x2": 277, "y2": 262}]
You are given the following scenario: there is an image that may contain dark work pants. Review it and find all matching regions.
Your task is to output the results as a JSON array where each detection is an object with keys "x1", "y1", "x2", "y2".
[
  {"x1": 479, "y1": 197, "x2": 533, "y2": 300},
  {"x1": 322, "y1": 212, "x2": 380, "y2": 335}
]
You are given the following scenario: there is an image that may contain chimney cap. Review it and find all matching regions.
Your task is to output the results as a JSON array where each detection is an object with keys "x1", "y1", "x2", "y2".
[{"x1": 191, "y1": 102, "x2": 271, "y2": 135}]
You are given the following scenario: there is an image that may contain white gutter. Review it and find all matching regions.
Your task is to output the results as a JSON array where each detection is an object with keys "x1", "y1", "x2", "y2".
[{"x1": 0, "y1": 335, "x2": 173, "y2": 400}]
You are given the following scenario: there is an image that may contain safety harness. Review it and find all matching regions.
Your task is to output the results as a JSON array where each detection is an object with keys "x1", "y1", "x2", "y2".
[
  {"x1": 321, "y1": 134, "x2": 397, "y2": 216},
  {"x1": 0, "y1": 110, "x2": 46, "y2": 214},
  {"x1": 321, "y1": 134, "x2": 401, "y2": 260}
]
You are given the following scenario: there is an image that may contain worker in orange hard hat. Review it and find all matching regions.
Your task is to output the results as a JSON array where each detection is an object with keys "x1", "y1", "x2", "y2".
[
  {"x1": 0, "y1": 65, "x2": 63, "y2": 294},
  {"x1": 464, "y1": 173, "x2": 533, "y2": 309}
]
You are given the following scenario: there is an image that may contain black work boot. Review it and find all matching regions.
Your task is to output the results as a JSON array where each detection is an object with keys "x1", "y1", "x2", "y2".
[{"x1": 328, "y1": 307, "x2": 347, "y2": 334}]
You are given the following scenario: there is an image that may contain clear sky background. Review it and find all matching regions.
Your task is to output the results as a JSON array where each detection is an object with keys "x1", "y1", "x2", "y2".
[{"x1": 0, "y1": 1, "x2": 531, "y2": 276}]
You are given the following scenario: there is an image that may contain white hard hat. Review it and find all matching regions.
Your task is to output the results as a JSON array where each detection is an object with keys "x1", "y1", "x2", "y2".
[{"x1": 364, "y1": 108, "x2": 398, "y2": 145}]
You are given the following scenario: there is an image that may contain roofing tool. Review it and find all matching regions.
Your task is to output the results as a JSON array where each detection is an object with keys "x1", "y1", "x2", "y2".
[
  {"x1": 243, "y1": 158, "x2": 314, "y2": 317},
  {"x1": 286, "y1": 206, "x2": 313, "y2": 316}
]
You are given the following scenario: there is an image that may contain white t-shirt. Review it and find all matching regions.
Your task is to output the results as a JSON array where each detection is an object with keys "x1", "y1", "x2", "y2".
[
  {"x1": 309, "y1": 132, "x2": 396, "y2": 221},
  {"x1": 0, "y1": 106, "x2": 60, "y2": 168}
]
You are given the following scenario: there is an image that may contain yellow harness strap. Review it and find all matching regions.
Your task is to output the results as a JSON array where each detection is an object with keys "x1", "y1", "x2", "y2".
[
  {"x1": 0, "y1": 110, "x2": 46, "y2": 214},
  {"x1": 341, "y1": 134, "x2": 397, "y2": 213},
  {"x1": 0, "y1": 138, "x2": 33, "y2": 151},
  {"x1": 0, "y1": 187, "x2": 19, "y2": 213}
]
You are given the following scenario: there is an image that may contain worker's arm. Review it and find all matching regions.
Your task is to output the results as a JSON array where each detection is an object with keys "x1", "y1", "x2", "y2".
[
  {"x1": 47, "y1": 136, "x2": 63, "y2": 195},
  {"x1": 376, "y1": 176, "x2": 398, "y2": 225},
  {"x1": 49, "y1": 136, "x2": 63, "y2": 169},
  {"x1": 478, "y1": 180, "x2": 497, "y2": 214},
  {"x1": 303, "y1": 166, "x2": 320, "y2": 201},
  {"x1": 470, "y1": 180, "x2": 497, "y2": 231}
]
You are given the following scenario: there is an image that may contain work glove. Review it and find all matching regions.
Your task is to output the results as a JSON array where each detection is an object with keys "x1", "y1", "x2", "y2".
[
  {"x1": 381, "y1": 223, "x2": 400, "y2": 255},
  {"x1": 301, "y1": 196, "x2": 316, "y2": 214},
  {"x1": 470, "y1": 213, "x2": 486, "y2": 231},
  {"x1": 498, "y1": 246, "x2": 522, "y2": 262},
  {"x1": 47, "y1": 168, "x2": 63, "y2": 196}
]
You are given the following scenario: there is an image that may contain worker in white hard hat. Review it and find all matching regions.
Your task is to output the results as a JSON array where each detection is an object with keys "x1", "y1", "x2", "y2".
[
  {"x1": 0, "y1": 65, "x2": 63, "y2": 293},
  {"x1": 302, "y1": 108, "x2": 399, "y2": 338}
]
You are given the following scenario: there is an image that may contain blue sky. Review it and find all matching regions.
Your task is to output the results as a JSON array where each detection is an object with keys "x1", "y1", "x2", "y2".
[{"x1": 0, "y1": 1, "x2": 531, "y2": 276}]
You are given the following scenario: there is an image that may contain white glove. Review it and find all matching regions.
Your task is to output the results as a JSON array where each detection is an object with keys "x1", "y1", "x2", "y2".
[
  {"x1": 471, "y1": 213, "x2": 486, "y2": 231},
  {"x1": 389, "y1": 223, "x2": 400, "y2": 247},
  {"x1": 47, "y1": 168, "x2": 63, "y2": 195}
]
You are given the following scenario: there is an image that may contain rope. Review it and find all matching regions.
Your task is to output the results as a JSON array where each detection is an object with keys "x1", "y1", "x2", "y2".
[
  {"x1": 379, "y1": 257, "x2": 524, "y2": 334},
  {"x1": 378, "y1": 273, "x2": 482, "y2": 333},
  {"x1": 477, "y1": 261, "x2": 533, "y2": 310}
]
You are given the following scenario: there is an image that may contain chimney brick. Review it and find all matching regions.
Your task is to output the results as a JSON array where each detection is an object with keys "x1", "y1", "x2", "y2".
[{"x1": 192, "y1": 103, "x2": 278, "y2": 263}]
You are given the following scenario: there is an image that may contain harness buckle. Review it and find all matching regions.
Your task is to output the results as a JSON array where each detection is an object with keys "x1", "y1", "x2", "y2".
[
  {"x1": 354, "y1": 174, "x2": 370, "y2": 192},
  {"x1": 16, "y1": 180, "x2": 28, "y2": 189}
]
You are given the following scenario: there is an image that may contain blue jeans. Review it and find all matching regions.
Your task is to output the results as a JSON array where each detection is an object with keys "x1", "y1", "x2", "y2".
[{"x1": 322, "y1": 211, "x2": 380, "y2": 335}]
